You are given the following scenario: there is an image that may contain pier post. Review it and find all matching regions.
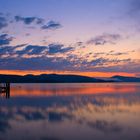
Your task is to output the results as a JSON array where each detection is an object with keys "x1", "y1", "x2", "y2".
[
  {"x1": 0, "y1": 83, "x2": 10, "y2": 98},
  {"x1": 6, "y1": 83, "x2": 10, "y2": 98}
]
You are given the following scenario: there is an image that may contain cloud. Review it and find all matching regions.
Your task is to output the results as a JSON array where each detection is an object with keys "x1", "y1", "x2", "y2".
[
  {"x1": 91, "y1": 58, "x2": 108, "y2": 66},
  {"x1": 0, "y1": 49, "x2": 138, "y2": 73},
  {"x1": 0, "y1": 46, "x2": 15, "y2": 56},
  {"x1": 0, "y1": 16, "x2": 8, "y2": 29},
  {"x1": 14, "y1": 16, "x2": 62, "y2": 31},
  {"x1": 0, "y1": 44, "x2": 26, "y2": 57},
  {"x1": 93, "y1": 51, "x2": 132, "y2": 57},
  {"x1": 0, "y1": 42, "x2": 75, "y2": 71},
  {"x1": 48, "y1": 44, "x2": 72, "y2": 54},
  {"x1": 0, "y1": 42, "x2": 139, "y2": 73},
  {"x1": 15, "y1": 16, "x2": 44, "y2": 25},
  {"x1": 0, "y1": 42, "x2": 72, "y2": 58},
  {"x1": 0, "y1": 34, "x2": 13, "y2": 46},
  {"x1": 76, "y1": 42, "x2": 83, "y2": 46},
  {"x1": 16, "y1": 45, "x2": 47, "y2": 56},
  {"x1": 87, "y1": 33, "x2": 122, "y2": 45},
  {"x1": 106, "y1": 52, "x2": 128, "y2": 56},
  {"x1": 0, "y1": 13, "x2": 62, "y2": 37},
  {"x1": 76, "y1": 57, "x2": 139, "y2": 73},
  {"x1": 36, "y1": 18, "x2": 45, "y2": 25},
  {"x1": 14, "y1": 44, "x2": 72, "y2": 56},
  {"x1": 90, "y1": 58, "x2": 132, "y2": 67},
  {"x1": 41, "y1": 21, "x2": 62, "y2": 30},
  {"x1": 0, "y1": 56, "x2": 74, "y2": 71}
]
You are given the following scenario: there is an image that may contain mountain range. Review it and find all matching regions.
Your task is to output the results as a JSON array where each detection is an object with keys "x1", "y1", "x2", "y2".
[{"x1": 0, "y1": 74, "x2": 140, "y2": 83}]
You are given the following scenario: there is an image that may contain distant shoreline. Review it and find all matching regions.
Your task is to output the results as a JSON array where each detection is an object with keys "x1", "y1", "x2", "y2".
[{"x1": 0, "y1": 74, "x2": 140, "y2": 83}]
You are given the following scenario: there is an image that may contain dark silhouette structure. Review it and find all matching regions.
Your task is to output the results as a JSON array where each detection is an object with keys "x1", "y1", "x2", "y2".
[
  {"x1": 0, "y1": 83, "x2": 10, "y2": 98},
  {"x1": 0, "y1": 74, "x2": 139, "y2": 83}
]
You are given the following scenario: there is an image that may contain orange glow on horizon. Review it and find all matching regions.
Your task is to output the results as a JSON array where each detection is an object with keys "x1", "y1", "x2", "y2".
[{"x1": 0, "y1": 70, "x2": 137, "y2": 77}]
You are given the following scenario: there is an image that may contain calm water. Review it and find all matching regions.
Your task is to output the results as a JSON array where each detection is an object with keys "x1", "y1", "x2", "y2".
[{"x1": 0, "y1": 83, "x2": 140, "y2": 140}]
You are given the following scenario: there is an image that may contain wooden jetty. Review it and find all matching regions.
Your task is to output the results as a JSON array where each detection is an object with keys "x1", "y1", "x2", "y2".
[{"x1": 0, "y1": 83, "x2": 10, "y2": 98}]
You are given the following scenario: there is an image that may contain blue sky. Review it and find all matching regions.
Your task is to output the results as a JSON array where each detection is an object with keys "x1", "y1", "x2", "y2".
[{"x1": 0, "y1": 0, "x2": 140, "y2": 77}]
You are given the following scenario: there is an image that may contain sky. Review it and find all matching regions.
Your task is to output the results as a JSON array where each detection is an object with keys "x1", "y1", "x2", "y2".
[{"x1": 0, "y1": 0, "x2": 140, "y2": 77}]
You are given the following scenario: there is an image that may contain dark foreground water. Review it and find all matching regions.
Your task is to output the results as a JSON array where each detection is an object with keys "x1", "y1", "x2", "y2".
[{"x1": 0, "y1": 83, "x2": 140, "y2": 140}]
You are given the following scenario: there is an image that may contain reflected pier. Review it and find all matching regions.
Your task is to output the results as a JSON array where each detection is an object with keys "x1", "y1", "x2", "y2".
[{"x1": 0, "y1": 83, "x2": 10, "y2": 98}]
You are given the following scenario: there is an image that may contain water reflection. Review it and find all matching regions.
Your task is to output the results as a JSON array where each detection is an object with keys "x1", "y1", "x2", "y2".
[
  {"x1": 0, "y1": 83, "x2": 140, "y2": 140},
  {"x1": 10, "y1": 83, "x2": 140, "y2": 97},
  {"x1": 0, "y1": 83, "x2": 10, "y2": 99}
]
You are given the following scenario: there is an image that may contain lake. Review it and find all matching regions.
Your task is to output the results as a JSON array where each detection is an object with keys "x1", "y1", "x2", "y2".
[{"x1": 0, "y1": 83, "x2": 140, "y2": 140}]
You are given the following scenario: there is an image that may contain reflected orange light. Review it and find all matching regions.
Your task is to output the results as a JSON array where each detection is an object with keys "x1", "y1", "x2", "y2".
[{"x1": 11, "y1": 83, "x2": 139, "y2": 97}]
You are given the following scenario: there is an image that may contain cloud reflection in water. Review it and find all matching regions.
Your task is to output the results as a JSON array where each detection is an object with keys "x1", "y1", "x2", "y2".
[{"x1": 0, "y1": 83, "x2": 140, "y2": 140}]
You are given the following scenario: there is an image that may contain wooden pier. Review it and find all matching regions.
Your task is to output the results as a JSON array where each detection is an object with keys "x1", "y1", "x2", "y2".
[{"x1": 0, "y1": 83, "x2": 10, "y2": 98}]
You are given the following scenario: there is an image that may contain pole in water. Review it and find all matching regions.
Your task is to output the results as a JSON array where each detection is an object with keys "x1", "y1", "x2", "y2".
[{"x1": 6, "y1": 83, "x2": 10, "y2": 98}]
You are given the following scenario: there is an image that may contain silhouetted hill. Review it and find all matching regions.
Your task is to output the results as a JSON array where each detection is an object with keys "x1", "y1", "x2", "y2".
[
  {"x1": 0, "y1": 74, "x2": 107, "y2": 83},
  {"x1": 0, "y1": 74, "x2": 139, "y2": 83},
  {"x1": 111, "y1": 75, "x2": 140, "y2": 82}
]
